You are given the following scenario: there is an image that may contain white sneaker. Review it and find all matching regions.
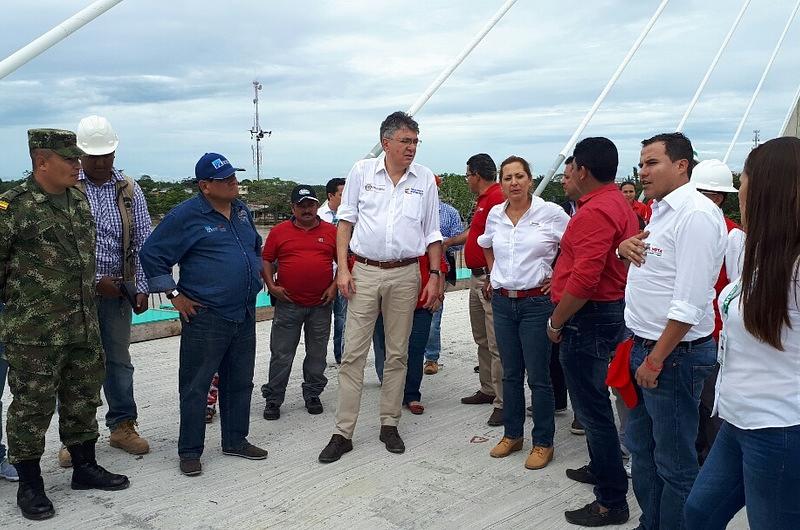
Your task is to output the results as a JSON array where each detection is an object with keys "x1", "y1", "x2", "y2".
[
  {"x1": 0, "y1": 458, "x2": 19, "y2": 482},
  {"x1": 624, "y1": 458, "x2": 632, "y2": 478}
]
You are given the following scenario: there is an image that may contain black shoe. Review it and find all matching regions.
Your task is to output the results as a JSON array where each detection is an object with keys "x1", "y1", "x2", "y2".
[
  {"x1": 305, "y1": 397, "x2": 323, "y2": 415},
  {"x1": 179, "y1": 458, "x2": 202, "y2": 476},
  {"x1": 223, "y1": 442, "x2": 268, "y2": 460},
  {"x1": 487, "y1": 407, "x2": 503, "y2": 426},
  {"x1": 570, "y1": 417, "x2": 586, "y2": 435},
  {"x1": 473, "y1": 365, "x2": 480, "y2": 373},
  {"x1": 379, "y1": 426, "x2": 405, "y2": 454},
  {"x1": 263, "y1": 402, "x2": 280, "y2": 421},
  {"x1": 318, "y1": 434, "x2": 353, "y2": 463},
  {"x1": 527, "y1": 405, "x2": 533, "y2": 417},
  {"x1": 461, "y1": 390, "x2": 495, "y2": 405},
  {"x1": 564, "y1": 501, "x2": 629, "y2": 527},
  {"x1": 68, "y1": 440, "x2": 130, "y2": 491},
  {"x1": 565, "y1": 464, "x2": 598, "y2": 485},
  {"x1": 14, "y1": 460, "x2": 55, "y2": 521}
]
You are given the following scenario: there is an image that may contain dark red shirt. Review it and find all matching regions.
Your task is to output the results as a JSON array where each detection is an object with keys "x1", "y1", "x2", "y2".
[
  {"x1": 711, "y1": 216, "x2": 741, "y2": 340},
  {"x1": 551, "y1": 183, "x2": 639, "y2": 304},
  {"x1": 262, "y1": 219, "x2": 337, "y2": 307},
  {"x1": 465, "y1": 183, "x2": 505, "y2": 268},
  {"x1": 632, "y1": 200, "x2": 652, "y2": 223}
]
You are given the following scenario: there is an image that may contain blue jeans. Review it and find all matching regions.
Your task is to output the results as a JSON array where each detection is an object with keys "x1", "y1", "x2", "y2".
[
  {"x1": 684, "y1": 421, "x2": 800, "y2": 530},
  {"x1": 424, "y1": 302, "x2": 443, "y2": 362},
  {"x1": 0, "y1": 352, "x2": 7, "y2": 461},
  {"x1": 374, "y1": 308, "x2": 433, "y2": 404},
  {"x1": 560, "y1": 300, "x2": 628, "y2": 510},
  {"x1": 332, "y1": 292, "x2": 347, "y2": 363},
  {"x1": 178, "y1": 308, "x2": 256, "y2": 459},
  {"x1": 627, "y1": 338, "x2": 716, "y2": 530},
  {"x1": 492, "y1": 294, "x2": 554, "y2": 445},
  {"x1": 96, "y1": 296, "x2": 137, "y2": 430}
]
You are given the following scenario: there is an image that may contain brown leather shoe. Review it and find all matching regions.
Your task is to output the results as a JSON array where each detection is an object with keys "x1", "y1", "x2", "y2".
[
  {"x1": 525, "y1": 446, "x2": 554, "y2": 470},
  {"x1": 489, "y1": 437, "x2": 523, "y2": 458},
  {"x1": 487, "y1": 407, "x2": 503, "y2": 426},
  {"x1": 109, "y1": 420, "x2": 150, "y2": 455},
  {"x1": 461, "y1": 390, "x2": 495, "y2": 405},
  {"x1": 423, "y1": 361, "x2": 439, "y2": 375}
]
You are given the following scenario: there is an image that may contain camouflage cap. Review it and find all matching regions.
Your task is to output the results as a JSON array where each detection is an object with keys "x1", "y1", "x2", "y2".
[{"x1": 27, "y1": 128, "x2": 85, "y2": 158}]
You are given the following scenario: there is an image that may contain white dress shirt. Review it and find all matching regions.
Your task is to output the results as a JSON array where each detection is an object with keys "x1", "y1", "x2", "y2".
[
  {"x1": 477, "y1": 196, "x2": 570, "y2": 290},
  {"x1": 725, "y1": 227, "x2": 745, "y2": 282},
  {"x1": 625, "y1": 183, "x2": 726, "y2": 340},
  {"x1": 318, "y1": 201, "x2": 336, "y2": 224},
  {"x1": 337, "y1": 154, "x2": 442, "y2": 260},
  {"x1": 713, "y1": 277, "x2": 800, "y2": 429}
]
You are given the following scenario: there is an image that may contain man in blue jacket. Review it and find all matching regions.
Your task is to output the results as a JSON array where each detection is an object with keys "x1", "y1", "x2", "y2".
[{"x1": 140, "y1": 152, "x2": 267, "y2": 477}]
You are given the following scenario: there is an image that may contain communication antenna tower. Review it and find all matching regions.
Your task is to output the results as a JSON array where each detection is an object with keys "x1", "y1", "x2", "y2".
[
  {"x1": 752, "y1": 129, "x2": 761, "y2": 148},
  {"x1": 249, "y1": 80, "x2": 271, "y2": 180}
]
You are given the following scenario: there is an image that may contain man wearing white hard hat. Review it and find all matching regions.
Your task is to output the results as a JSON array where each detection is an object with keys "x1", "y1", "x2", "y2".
[
  {"x1": 691, "y1": 159, "x2": 742, "y2": 466},
  {"x1": 64, "y1": 115, "x2": 153, "y2": 464}
]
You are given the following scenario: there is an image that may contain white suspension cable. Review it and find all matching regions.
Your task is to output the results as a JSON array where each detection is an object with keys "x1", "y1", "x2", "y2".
[
  {"x1": 534, "y1": 0, "x2": 670, "y2": 197},
  {"x1": 723, "y1": 0, "x2": 800, "y2": 164},
  {"x1": 778, "y1": 81, "x2": 800, "y2": 137}
]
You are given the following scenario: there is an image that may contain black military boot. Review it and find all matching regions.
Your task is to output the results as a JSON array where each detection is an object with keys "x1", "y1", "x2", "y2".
[
  {"x1": 15, "y1": 459, "x2": 55, "y2": 520},
  {"x1": 68, "y1": 439, "x2": 130, "y2": 491}
]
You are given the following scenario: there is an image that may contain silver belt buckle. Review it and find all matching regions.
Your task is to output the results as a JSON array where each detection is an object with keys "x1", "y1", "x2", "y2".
[{"x1": 507, "y1": 290, "x2": 519, "y2": 299}]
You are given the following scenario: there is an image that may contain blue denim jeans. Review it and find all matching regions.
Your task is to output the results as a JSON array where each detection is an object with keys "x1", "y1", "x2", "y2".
[
  {"x1": 332, "y1": 292, "x2": 347, "y2": 364},
  {"x1": 178, "y1": 308, "x2": 256, "y2": 459},
  {"x1": 559, "y1": 300, "x2": 628, "y2": 510},
  {"x1": 374, "y1": 308, "x2": 433, "y2": 404},
  {"x1": 627, "y1": 337, "x2": 716, "y2": 530},
  {"x1": 96, "y1": 296, "x2": 137, "y2": 430},
  {"x1": 0, "y1": 352, "x2": 7, "y2": 461},
  {"x1": 492, "y1": 294, "x2": 554, "y2": 445},
  {"x1": 424, "y1": 302, "x2": 443, "y2": 362},
  {"x1": 684, "y1": 421, "x2": 800, "y2": 530}
]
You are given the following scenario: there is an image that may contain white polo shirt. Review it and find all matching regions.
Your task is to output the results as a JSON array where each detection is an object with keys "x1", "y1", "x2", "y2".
[
  {"x1": 625, "y1": 182, "x2": 726, "y2": 340},
  {"x1": 477, "y1": 196, "x2": 570, "y2": 290},
  {"x1": 337, "y1": 154, "x2": 442, "y2": 261},
  {"x1": 725, "y1": 227, "x2": 745, "y2": 282},
  {"x1": 714, "y1": 276, "x2": 800, "y2": 429}
]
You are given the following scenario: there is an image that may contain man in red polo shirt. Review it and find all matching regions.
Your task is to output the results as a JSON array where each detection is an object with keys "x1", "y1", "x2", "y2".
[
  {"x1": 546, "y1": 137, "x2": 638, "y2": 527},
  {"x1": 261, "y1": 185, "x2": 338, "y2": 420},
  {"x1": 444, "y1": 153, "x2": 505, "y2": 426}
]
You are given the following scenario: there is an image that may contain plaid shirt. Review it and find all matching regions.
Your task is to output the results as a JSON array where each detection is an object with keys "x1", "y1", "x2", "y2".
[
  {"x1": 78, "y1": 169, "x2": 152, "y2": 293},
  {"x1": 439, "y1": 200, "x2": 464, "y2": 252}
]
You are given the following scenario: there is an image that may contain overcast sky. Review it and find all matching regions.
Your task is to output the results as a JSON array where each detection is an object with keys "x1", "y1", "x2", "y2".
[{"x1": 2, "y1": 0, "x2": 799, "y2": 183}]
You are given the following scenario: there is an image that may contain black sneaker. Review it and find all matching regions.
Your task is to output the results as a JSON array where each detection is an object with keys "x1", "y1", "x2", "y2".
[
  {"x1": 379, "y1": 425, "x2": 405, "y2": 454},
  {"x1": 179, "y1": 458, "x2": 202, "y2": 476},
  {"x1": 222, "y1": 442, "x2": 268, "y2": 460},
  {"x1": 566, "y1": 464, "x2": 597, "y2": 485},
  {"x1": 570, "y1": 417, "x2": 585, "y2": 435},
  {"x1": 305, "y1": 397, "x2": 323, "y2": 415},
  {"x1": 487, "y1": 407, "x2": 503, "y2": 426},
  {"x1": 564, "y1": 501, "x2": 629, "y2": 527},
  {"x1": 263, "y1": 402, "x2": 280, "y2": 421},
  {"x1": 318, "y1": 434, "x2": 353, "y2": 463}
]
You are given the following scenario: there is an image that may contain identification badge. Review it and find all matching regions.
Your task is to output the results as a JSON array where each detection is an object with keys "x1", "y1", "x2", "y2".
[{"x1": 717, "y1": 330, "x2": 728, "y2": 367}]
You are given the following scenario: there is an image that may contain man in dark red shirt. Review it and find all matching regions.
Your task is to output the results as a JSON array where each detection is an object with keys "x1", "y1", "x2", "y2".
[
  {"x1": 261, "y1": 185, "x2": 338, "y2": 420},
  {"x1": 547, "y1": 137, "x2": 638, "y2": 527},
  {"x1": 444, "y1": 153, "x2": 505, "y2": 426}
]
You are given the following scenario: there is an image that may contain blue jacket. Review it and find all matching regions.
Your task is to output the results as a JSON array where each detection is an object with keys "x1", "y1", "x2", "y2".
[{"x1": 141, "y1": 194, "x2": 263, "y2": 322}]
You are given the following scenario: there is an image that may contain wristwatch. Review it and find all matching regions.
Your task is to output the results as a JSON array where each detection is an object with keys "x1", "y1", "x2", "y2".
[
  {"x1": 429, "y1": 269, "x2": 441, "y2": 276},
  {"x1": 166, "y1": 289, "x2": 180, "y2": 300}
]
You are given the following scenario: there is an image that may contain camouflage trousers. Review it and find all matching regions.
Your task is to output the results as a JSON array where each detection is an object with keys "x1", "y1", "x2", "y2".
[{"x1": 4, "y1": 342, "x2": 104, "y2": 463}]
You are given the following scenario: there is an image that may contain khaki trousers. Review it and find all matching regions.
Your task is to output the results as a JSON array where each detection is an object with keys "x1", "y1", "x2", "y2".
[
  {"x1": 335, "y1": 262, "x2": 420, "y2": 439},
  {"x1": 468, "y1": 274, "x2": 503, "y2": 407}
]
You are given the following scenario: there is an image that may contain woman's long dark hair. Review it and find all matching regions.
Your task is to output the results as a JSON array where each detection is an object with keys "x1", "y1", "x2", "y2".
[{"x1": 740, "y1": 136, "x2": 800, "y2": 350}]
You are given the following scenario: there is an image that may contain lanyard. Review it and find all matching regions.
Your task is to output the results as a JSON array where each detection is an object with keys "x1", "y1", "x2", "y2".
[{"x1": 721, "y1": 279, "x2": 742, "y2": 317}]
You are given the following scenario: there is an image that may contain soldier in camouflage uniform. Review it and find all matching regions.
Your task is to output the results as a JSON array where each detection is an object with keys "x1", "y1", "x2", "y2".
[{"x1": 0, "y1": 129, "x2": 129, "y2": 521}]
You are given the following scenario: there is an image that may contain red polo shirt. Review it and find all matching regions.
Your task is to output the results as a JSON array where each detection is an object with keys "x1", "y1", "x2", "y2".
[
  {"x1": 551, "y1": 183, "x2": 639, "y2": 304},
  {"x1": 464, "y1": 183, "x2": 505, "y2": 268},
  {"x1": 262, "y1": 219, "x2": 337, "y2": 307}
]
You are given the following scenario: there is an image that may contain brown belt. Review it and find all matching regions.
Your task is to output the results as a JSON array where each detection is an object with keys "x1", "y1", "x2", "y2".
[
  {"x1": 470, "y1": 267, "x2": 489, "y2": 276},
  {"x1": 497, "y1": 287, "x2": 546, "y2": 299},
  {"x1": 352, "y1": 254, "x2": 418, "y2": 269}
]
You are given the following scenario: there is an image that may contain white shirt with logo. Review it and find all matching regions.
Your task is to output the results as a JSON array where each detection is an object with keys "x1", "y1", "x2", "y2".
[
  {"x1": 625, "y1": 182, "x2": 727, "y2": 340},
  {"x1": 337, "y1": 154, "x2": 442, "y2": 261}
]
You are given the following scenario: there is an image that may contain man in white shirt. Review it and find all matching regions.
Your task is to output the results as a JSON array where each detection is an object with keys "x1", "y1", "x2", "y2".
[
  {"x1": 318, "y1": 177, "x2": 347, "y2": 364},
  {"x1": 318, "y1": 112, "x2": 442, "y2": 463},
  {"x1": 618, "y1": 132, "x2": 726, "y2": 530}
]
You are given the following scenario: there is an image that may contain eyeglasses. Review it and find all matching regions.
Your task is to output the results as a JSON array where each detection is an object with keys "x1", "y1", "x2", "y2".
[{"x1": 388, "y1": 137, "x2": 421, "y2": 146}]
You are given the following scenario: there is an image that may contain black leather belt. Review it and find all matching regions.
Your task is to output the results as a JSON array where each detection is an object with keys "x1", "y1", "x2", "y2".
[{"x1": 632, "y1": 334, "x2": 713, "y2": 349}]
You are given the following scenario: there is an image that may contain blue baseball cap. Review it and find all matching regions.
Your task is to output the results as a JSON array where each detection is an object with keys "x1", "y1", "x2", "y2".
[{"x1": 195, "y1": 152, "x2": 245, "y2": 181}]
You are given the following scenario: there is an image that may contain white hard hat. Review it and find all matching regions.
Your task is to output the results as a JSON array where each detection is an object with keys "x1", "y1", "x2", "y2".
[
  {"x1": 76, "y1": 115, "x2": 119, "y2": 155},
  {"x1": 692, "y1": 159, "x2": 737, "y2": 193}
]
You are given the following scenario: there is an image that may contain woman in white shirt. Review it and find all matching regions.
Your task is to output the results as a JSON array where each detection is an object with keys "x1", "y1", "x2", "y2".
[
  {"x1": 478, "y1": 156, "x2": 570, "y2": 470},
  {"x1": 684, "y1": 136, "x2": 800, "y2": 530}
]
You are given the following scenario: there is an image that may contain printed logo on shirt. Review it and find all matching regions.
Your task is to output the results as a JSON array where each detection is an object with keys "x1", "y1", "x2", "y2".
[
  {"x1": 237, "y1": 209, "x2": 249, "y2": 223},
  {"x1": 404, "y1": 187, "x2": 424, "y2": 195},
  {"x1": 204, "y1": 224, "x2": 228, "y2": 233},
  {"x1": 318, "y1": 237, "x2": 324, "y2": 243},
  {"x1": 364, "y1": 183, "x2": 386, "y2": 192},
  {"x1": 644, "y1": 244, "x2": 663, "y2": 257}
]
